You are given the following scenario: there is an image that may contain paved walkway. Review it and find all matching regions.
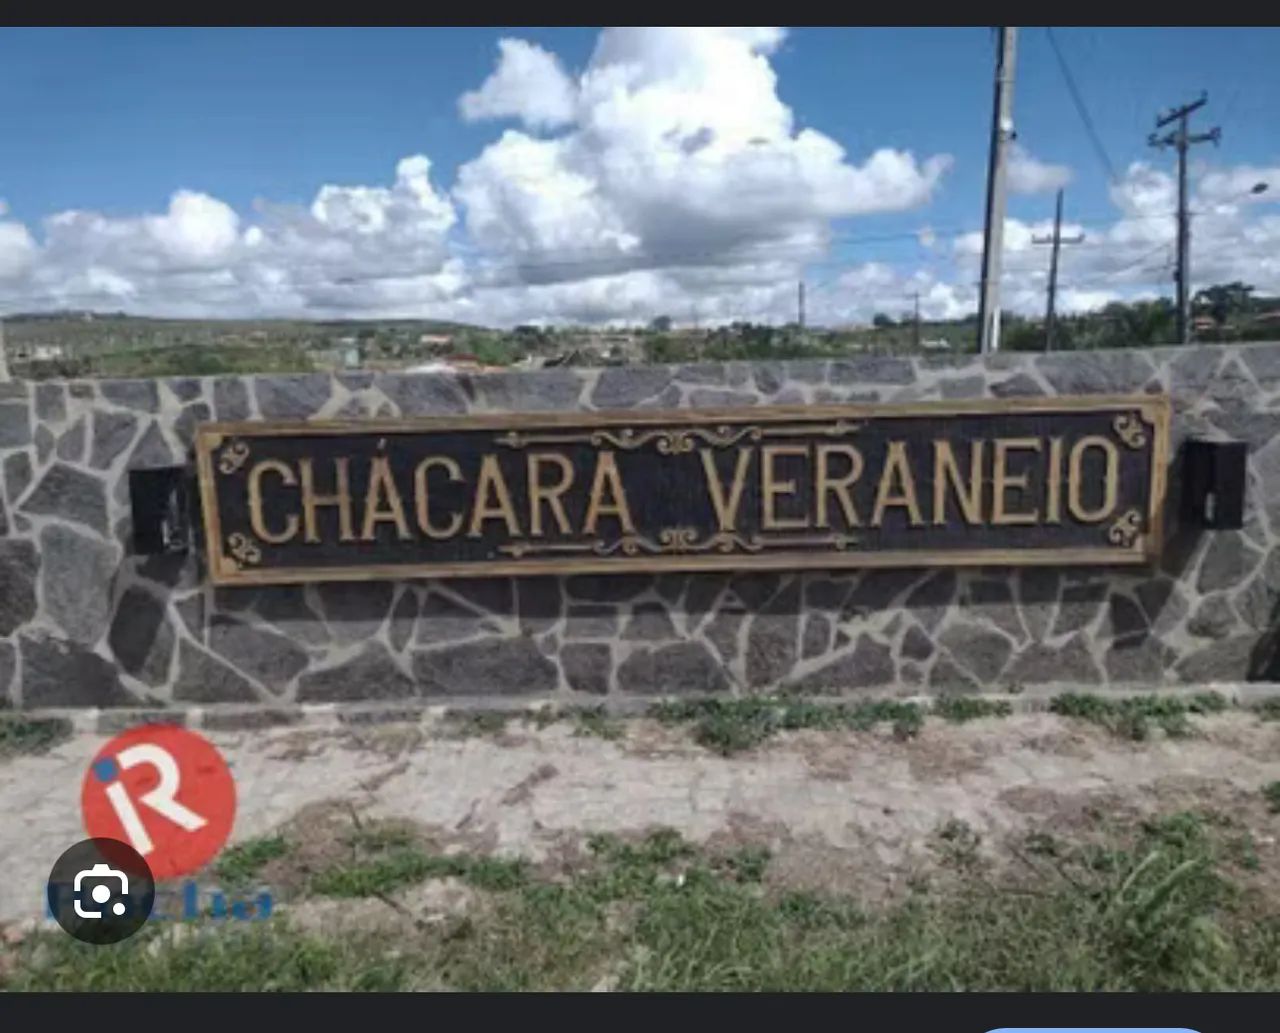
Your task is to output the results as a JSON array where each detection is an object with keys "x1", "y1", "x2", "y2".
[{"x1": 5, "y1": 712, "x2": 1280, "y2": 927}]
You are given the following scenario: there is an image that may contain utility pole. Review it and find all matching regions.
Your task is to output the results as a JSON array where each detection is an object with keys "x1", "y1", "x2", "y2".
[
  {"x1": 1149, "y1": 92, "x2": 1219, "y2": 345},
  {"x1": 1032, "y1": 189, "x2": 1085, "y2": 351},
  {"x1": 910, "y1": 291, "x2": 921, "y2": 350},
  {"x1": 798, "y1": 280, "x2": 805, "y2": 329},
  {"x1": 977, "y1": 26, "x2": 1018, "y2": 354},
  {"x1": 0, "y1": 317, "x2": 8, "y2": 382}
]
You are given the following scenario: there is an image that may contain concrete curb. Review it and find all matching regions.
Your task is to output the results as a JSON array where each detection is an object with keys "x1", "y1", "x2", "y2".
[{"x1": 6, "y1": 681, "x2": 1280, "y2": 735}]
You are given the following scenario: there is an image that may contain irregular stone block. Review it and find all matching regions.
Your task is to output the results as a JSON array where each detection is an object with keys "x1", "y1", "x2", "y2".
[
  {"x1": 41, "y1": 524, "x2": 118, "y2": 645},
  {"x1": 414, "y1": 637, "x2": 558, "y2": 695},
  {"x1": 788, "y1": 633, "x2": 894, "y2": 692},
  {"x1": 20, "y1": 464, "x2": 108, "y2": 536},
  {"x1": 1187, "y1": 594, "x2": 1238, "y2": 640},
  {"x1": 1038, "y1": 351, "x2": 1154, "y2": 395},
  {"x1": 617, "y1": 641, "x2": 729, "y2": 694},
  {"x1": 20, "y1": 633, "x2": 134, "y2": 707},
  {"x1": 566, "y1": 574, "x2": 652, "y2": 603},
  {"x1": 1105, "y1": 635, "x2": 1170, "y2": 684},
  {"x1": 517, "y1": 577, "x2": 562, "y2": 633},
  {"x1": 0, "y1": 539, "x2": 39, "y2": 636},
  {"x1": 90, "y1": 411, "x2": 138, "y2": 469},
  {"x1": 254, "y1": 374, "x2": 334, "y2": 419},
  {"x1": 624, "y1": 602, "x2": 678, "y2": 641},
  {"x1": 298, "y1": 643, "x2": 415, "y2": 702},
  {"x1": 745, "y1": 580, "x2": 800, "y2": 687},
  {"x1": 929, "y1": 654, "x2": 980, "y2": 694},
  {"x1": 562, "y1": 643, "x2": 610, "y2": 695},
  {"x1": 415, "y1": 591, "x2": 497, "y2": 645},
  {"x1": 0, "y1": 402, "x2": 31, "y2": 448},
  {"x1": 175, "y1": 403, "x2": 212, "y2": 450},
  {"x1": 1196, "y1": 533, "x2": 1262, "y2": 594},
  {"x1": 965, "y1": 578, "x2": 1028, "y2": 644},
  {"x1": 801, "y1": 614, "x2": 831, "y2": 660},
  {"x1": 939, "y1": 622, "x2": 1012, "y2": 684},
  {"x1": 845, "y1": 569, "x2": 928, "y2": 617},
  {"x1": 1005, "y1": 635, "x2": 1100, "y2": 686},
  {"x1": 472, "y1": 370, "x2": 582, "y2": 412},
  {"x1": 904, "y1": 570, "x2": 957, "y2": 633},
  {"x1": 174, "y1": 594, "x2": 205, "y2": 642},
  {"x1": 4, "y1": 450, "x2": 32, "y2": 504},
  {"x1": 377, "y1": 373, "x2": 467, "y2": 416},
  {"x1": 213, "y1": 378, "x2": 251, "y2": 421},
  {"x1": 902, "y1": 623, "x2": 934, "y2": 661},
  {"x1": 172, "y1": 639, "x2": 259, "y2": 703},
  {"x1": 566, "y1": 604, "x2": 618, "y2": 640},
  {"x1": 0, "y1": 641, "x2": 14, "y2": 701},
  {"x1": 1051, "y1": 582, "x2": 1107, "y2": 637},
  {"x1": 989, "y1": 372, "x2": 1045, "y2": 398},
  {"x1": 35, "y1": 425, "x2": 54, "y2": 464},
  {"x1": 55, "y1": 416, "x2": 86, "y2": 462},
  {"x1": 704, "y1": 606, "x2": 744, "y2": 664},
  {"x1": 939, "y1": 375, "x2": 986, "y2": 399},
  {"x1": 1107, "y1": 593, "x2": 1148, "y2": 639},
  {"x1": 108, "y1": 585, "x2": 175, "y2": 686},
  {"x1": 388, "y1": 589, "x2": 418, "y2": 652},
  {"x1": 447, "y1": 578, "x2": 514, "y2": 616},
  {"x1": 208, "y1": 615, "x2": 309, "y2": 691},
  {"x1": 34, "y1": 383, "x2": 66, "y2": 424},
  {"x1": 828, "y1": 356, "x2": 914, "y2": 385},
  {"x1": 592, "y1": 367, "x2": 672, "y2": 408},
  {"x1": 101, "y1": 380, "x2": 160, "y2": 413},
  {"x1": 1175, "y1": 634, "x2": 1255, "y2": 683},
  {"x1": 315, "y1": 581, "x2": 395, "y2": 646}
]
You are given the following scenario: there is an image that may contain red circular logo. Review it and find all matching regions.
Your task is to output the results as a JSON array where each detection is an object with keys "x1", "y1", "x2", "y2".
[{"x1": 81, "y1": 725, "x2": 236, "y2": 881}]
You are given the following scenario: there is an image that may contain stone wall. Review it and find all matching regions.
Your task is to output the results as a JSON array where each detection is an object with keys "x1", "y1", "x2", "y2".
[{"x1": 3, "y1": 342, "x2": 1280, "y2": 712}]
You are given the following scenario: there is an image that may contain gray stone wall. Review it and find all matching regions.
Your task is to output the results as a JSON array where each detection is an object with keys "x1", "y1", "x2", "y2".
[{"x1": 3, "y1": 342, "x2": 1280, "y2": 711}]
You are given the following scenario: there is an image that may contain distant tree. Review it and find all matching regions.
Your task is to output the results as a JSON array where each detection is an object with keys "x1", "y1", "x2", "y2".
[
  {"x1": 649, "y1": 315, "x2": 673, "y2": 333},
  {"x1": 1193, "y1": 282, "x2": 1256, "y2": 326},
  {"x1": 872, "y1": 313, "x2": 894, "y2": 329}
]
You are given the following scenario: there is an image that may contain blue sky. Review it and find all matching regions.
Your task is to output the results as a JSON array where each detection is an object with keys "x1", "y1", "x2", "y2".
[{"x1": 0, "y1": 27, "x2": 1277, "y2": 324}]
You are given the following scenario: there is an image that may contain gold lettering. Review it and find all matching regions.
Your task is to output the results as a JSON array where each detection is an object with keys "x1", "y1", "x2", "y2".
[
  {"x1": 871, "y1": 441, "x2": 923, "y2": 526},
  {"x1": 468, "y1": 454, "x2": 522, "y2": 538},
  {"x1": 1068, "y1": 435, "x2": 1120, "y2": 522},
  {"x1": 992, "y1": 438, "x2": 1042, "y2": 525},
  {"x1": 361, "y1": 456, "x2": 411, "y2": 541},
  {"x1": 247, "y1": 459, "x2": 300, "y2": 544},
  {"x1": 932, "y1": 440, "x2": 984, "y2": 526},
  {"x1": 815, "y1": 444, "x2": 862, "y2": 528},
  {"x1": 528, "y1": 452, "x2": 574, "y2": 537},
  {"x1": 762, "y1": 444, "x2": 809, "y2": 530},
  {"x1": 1046, "y1": 437, "x2": 1064, "y2": 524},
  {"x1": 299, "y1": 457, "x2": 354, "y2": 544},
  {"x1": 414, "y1": 456, "x2": 463, "y2": 539},
  {"x1": 701, "y1": 447, "x2": 752, "y2": 532},
  {"x1": 583, "y1": 451, "x2": 635, "y2": 534}
]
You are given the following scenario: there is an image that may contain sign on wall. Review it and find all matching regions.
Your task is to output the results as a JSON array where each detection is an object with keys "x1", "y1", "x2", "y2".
[{"x1": 194, "y1": 395, "x2": 1170, "y2": 586}]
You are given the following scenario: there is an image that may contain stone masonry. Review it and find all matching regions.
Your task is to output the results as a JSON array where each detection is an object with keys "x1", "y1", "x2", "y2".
[{"x1": 3, "y1": 343, "x2": 1280, "y2": 711}]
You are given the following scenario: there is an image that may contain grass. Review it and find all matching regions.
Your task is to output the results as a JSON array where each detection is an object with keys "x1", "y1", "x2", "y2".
[
  {"x1": 648, "y1": 698, "x2": 926, "y2": 755},
  {"x1": 1050, "y1": 691, "x2": 1228, "y2": 740},
  {"x1": 1264, "y1": 781, "x2": 1280, "y2": 814},
  {"x1": 8, "y1": 811, "x2": 1280, "y2": 991},
  {"x1": 214, "y1": 836, "x2": 290, "y2": 886},
  {"x1": 0, "y1": 715, "x2": 73, "y2": 759}
]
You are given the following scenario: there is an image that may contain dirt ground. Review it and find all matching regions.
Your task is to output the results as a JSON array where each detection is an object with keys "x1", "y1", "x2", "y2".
[{"x1": 4, "y1": 710, "x2": 1280, "y2": 933}]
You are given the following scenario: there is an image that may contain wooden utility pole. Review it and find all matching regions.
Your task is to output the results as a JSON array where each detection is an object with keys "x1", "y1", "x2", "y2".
[
  {"x1": 977, "y1": 27, "x2": 1018, "y2": 354},
  {"x1": 1149, "y1": 92, "x2": 1219, "y2": 344},
  {"x1": 798, "y1": 280, "x2": 805, "y2": 329},
  {"x1": 1032, "y1": 189, "x2": 1085, "y2": 351},
  {"x1": 910, "y1": 291, "x2": 921, "y2": 350}
]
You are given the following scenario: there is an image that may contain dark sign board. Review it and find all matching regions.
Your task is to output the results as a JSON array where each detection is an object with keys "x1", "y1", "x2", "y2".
[{"x1": 194, "y1": 395, "x2": 1170, "y2": 586}]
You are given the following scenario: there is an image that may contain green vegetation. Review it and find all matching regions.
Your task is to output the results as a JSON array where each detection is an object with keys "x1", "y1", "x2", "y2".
[
  {"x1": 931, "y1": 696, "x2": 1014, "y2": 723},
  {"x1": 8, "y1": 811, "x2": 1280, "y2": 991},
  {"x1": 1264, "y1": 782, "x2": 1280, "y2": 814},
  {"x1": 0, "y1": 714, "x2": 73, "y2": 758},
  {"x1": 1049, "y1": 692, "x2": 1228, "y2": 740},
  {"x1": 214, "y1": 835, "x2": 291, "y2": 886},
  {"x1": 648, "y1": 697, "x2": 927, "y2": 754}
]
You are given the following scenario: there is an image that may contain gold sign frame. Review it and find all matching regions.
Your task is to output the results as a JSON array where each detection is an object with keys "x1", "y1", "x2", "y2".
[{"x1": 194, "y1": 393, "x2": 1171, "y2": 586}]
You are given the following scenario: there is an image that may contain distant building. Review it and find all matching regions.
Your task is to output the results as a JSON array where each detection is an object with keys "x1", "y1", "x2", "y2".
[
  {"x1": 418, "y1": 333, "x2": 453, "y2": 346},
  {"x1": 921, "y1": 338, "x2": 951, "y2": 351}
]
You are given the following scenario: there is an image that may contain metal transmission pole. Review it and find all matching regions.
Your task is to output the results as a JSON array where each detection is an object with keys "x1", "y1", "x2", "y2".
[
  {"x1": 1148, "y1": 92, "x2": 1219, "y2": 345},
  {"x1": 1032, "y1": 189, "x2": 1085, "y2": 351},
  {"x1": 977, "y1": 26, "x2": 1018, "y2": 354},
  {"x1": 798, "y1": 281, "x2": 805, "y2": 329},
  {"x1": 0, "y1": 318, "x2": 8, "y2": 382}
]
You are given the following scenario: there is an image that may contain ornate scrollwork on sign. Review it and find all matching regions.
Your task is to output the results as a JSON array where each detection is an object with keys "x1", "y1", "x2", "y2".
[
  {"x1": 1107, "y1": 509, "x2": 1144, "y2": 548},
  {"x1": 495, "y1": 420, "x2": 863, "y2": 453},
  {"x1": 226, "y1": 532, "x2": 262, "y2": 567},
  {"x1": 1112, "y1": 413, "x2": 1148, "y2": 449},
  {"x1": 218, "y1": 439, "x2": 251, "y2": 474},
  {"x1": 498, "y1": 529, "x2": 855, "y2": 559}
]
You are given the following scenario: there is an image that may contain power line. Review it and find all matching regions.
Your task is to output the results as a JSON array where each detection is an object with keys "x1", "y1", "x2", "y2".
[{"x1": 1045, "y1": 27, "x2": 1119, "y2": 185}]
